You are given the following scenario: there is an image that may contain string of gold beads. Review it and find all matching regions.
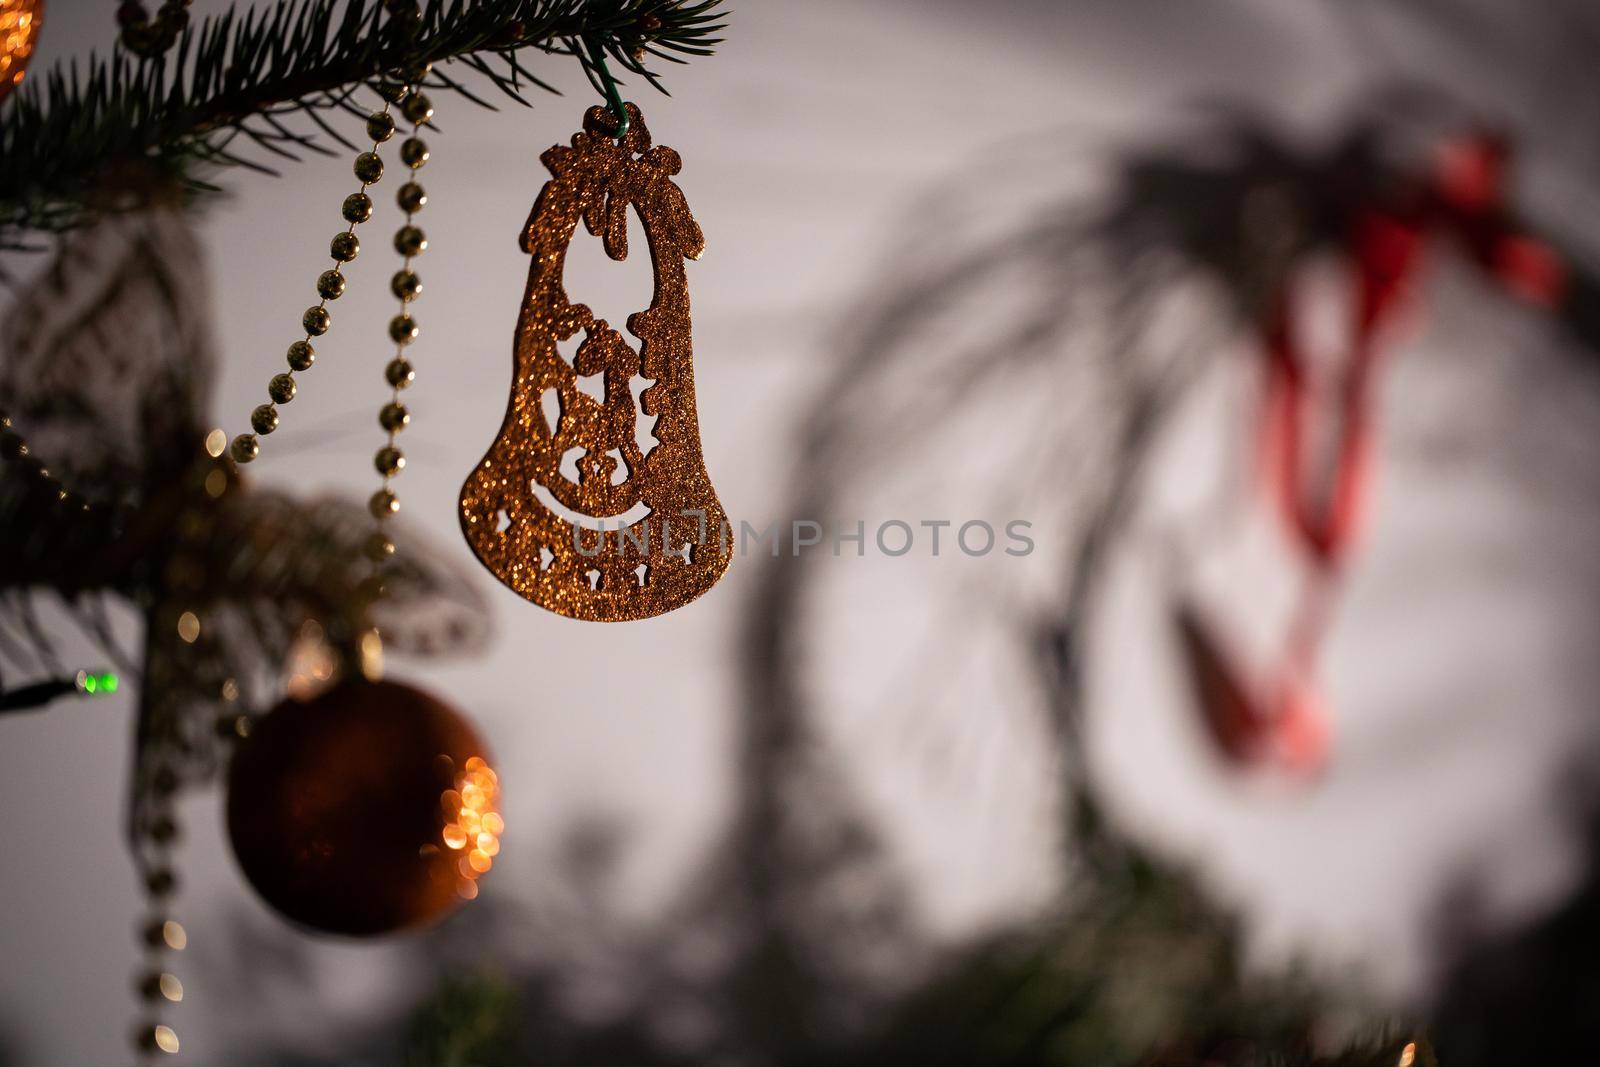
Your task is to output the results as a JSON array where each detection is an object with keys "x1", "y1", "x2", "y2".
[
  {"x1": 0, "y1": 410, "x2": 107, "y2": 519},
  {"x1": 132, "y1": 481, "x2": 223, "y2": 1061},
  {"x1": 228, "y1": 94, "x2": 404, "y2": 467},
  {"x1": 133, "y1": 750, "x2": 184, "y2": 1060},
  {"x1": 128, "y1": 681, "x2": 185, "y2": 1060},
  {"x1": 365, "y1": 78, "x2": 433, "y2": 572},
  {"x1": 135, "y1": 912, "x2": 186, "y2": 1057}
]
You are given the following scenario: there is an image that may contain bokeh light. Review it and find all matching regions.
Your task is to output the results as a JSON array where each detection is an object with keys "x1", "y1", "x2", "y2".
[{"x1": 439, "y1": 756, "x2": 502, "y2": 898}]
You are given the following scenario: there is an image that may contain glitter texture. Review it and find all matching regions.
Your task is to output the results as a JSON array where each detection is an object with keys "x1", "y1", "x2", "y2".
[{"x1": 459, "y1": 104, "x2": 730, "y2": 621}]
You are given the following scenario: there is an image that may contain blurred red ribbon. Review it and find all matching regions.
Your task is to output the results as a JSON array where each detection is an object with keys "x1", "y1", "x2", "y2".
[{"x1": 1187, "y1": 135, "x2": 1568, "y2": 774}]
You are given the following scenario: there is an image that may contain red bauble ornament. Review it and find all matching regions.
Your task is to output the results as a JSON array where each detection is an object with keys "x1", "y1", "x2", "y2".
[{"x1": 226, "y1": 678, "x2": 503, "y2": 936}]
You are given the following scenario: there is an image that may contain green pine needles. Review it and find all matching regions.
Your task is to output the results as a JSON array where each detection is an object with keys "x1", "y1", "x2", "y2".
[{"x1": 0, "y1": 0, "x2": 725, "y2": 250}]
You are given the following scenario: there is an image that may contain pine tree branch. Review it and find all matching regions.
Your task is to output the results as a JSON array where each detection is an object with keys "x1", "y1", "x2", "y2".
[{"x1": 0, "y1": 0, "x2": 725, "y2": 247}]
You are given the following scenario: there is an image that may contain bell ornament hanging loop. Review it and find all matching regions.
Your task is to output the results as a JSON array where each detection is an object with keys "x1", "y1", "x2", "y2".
[{"x1": 458, "y1": 102, "x2": 730, "y2": 622}]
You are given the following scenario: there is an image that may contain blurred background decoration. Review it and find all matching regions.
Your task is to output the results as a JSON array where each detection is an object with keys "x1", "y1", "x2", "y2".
[{"x1": 4, "y1": 0, "x2": 1600, "y2": 1064}]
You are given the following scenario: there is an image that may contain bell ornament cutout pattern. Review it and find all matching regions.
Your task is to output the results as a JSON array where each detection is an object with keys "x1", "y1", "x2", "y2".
[{"x1": 459, "y1": 103, "x2": 730, "y2": 621}]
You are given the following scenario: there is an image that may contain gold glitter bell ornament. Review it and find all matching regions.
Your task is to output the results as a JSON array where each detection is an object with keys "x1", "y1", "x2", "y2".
[
  {"x1": 225, "y1": 677, "x2": 503, "y2": 936},
  {"x1": 459, "y1": 102, "x2": 730, "y2": 621},
  {"x1": 0, "y1": 0, "x2": 44, "y2": 103}
]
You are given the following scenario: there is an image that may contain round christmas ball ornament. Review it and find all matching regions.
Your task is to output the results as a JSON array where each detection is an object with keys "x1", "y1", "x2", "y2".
[
  {"x1": 226, "y1": 678, "x2": 502, "y2": 936},
  {"x1": 0, "y1": 0, "x2": 44, "y2": 103}
]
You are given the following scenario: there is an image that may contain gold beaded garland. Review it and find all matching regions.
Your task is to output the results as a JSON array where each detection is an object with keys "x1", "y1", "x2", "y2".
[
  {"x1": 394, "y1": 225, "x2": 426, "y2": 256},
  {"x1": 267, "y1": 373, "x2": 297, "y2": 404},
  {"x1": 366, "y1": 112, "x2": 396, "y2": 142},
  {"x1": 391, "y1": 269, "x2": 421, "y2": 300},
  {"x1": 342, "y1": 193, "x2": 373, "y2": 224},
  {"x1": 250, "y1": 404, "x2": 279, "y2": 435},
  {"x1": 365, "y1": 532, "x2": 396, "y2": 561},
  {"x1": 374, "y1": 446, "x2": 404, "y2": 476},
  {"x1": 315, "y1": 269, "x2": 347, "y2": 299},
  {"x1": 141, "y1": 918, "x2": 178, "y2": 949},
  {"x1": 399, "y1": 137, "x2": 429, "y2": 169},
  {"x1": 385, "y1": 357, "x2": 415, "y2": 388},
  {"x1": 302, "y1": 306, "x2": 331, "y2": 335},
  {"x1": 330, "y1": 231, "x2": 360, "y2": 262},
  {"x1": 362, "y1": 85, "x2": 434, "y2": 597},
  {"x1": 132, "y1": 784, "x2": 189, "y2": 1060},
  {"x1": 379, "y1": 401, "x2": 409, "y2": 431},
  {"x1": 0, "y1": 411, "x2": 104, "y2": 518},
  {"x1": 353, "y1": 151, "x2": 384, "y2": 184},
  {"x1": 137, "y1": 971, "x2": 182, "y2": 1002},
  {"x1": 130, "y1": 488, "x2": 242, "y2": 1062},
  {"x1": 396, "y1": 182, "x2": 426, "y2": 213},
  {"x1": 388, "y1": 314, "x2": 418, "y2": 344},
  {"x1": 400, "y1": 91, "x2": 433, "y2": 125},
  {"x1": 137, "y1": 1021, "x2": 181, "y2": 1054},
  {"x1": 228, "y1": 91, "x2": 404, "y2": 467}
]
